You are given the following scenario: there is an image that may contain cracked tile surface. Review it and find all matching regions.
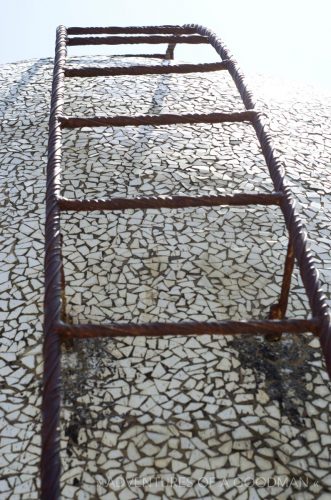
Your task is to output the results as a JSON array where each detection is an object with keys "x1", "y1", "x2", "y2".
[{"x1": 0, "y1": 55, "x2": 331, "y2": 499}]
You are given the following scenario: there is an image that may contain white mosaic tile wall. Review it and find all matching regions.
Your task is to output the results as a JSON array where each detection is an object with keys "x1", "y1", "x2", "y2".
[{"x1": 0, "y1": 55, "x2": 331, "y2": 499}]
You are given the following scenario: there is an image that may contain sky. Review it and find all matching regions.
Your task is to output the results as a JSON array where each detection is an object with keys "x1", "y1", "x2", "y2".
[{"x1": 0, "y1": 0, "x2": 330, "y2": 91}]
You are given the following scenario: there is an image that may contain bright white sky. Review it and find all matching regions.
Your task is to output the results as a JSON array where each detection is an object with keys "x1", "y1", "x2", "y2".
[{"x1": 1, "y1": 0, "x2": 330, "y2": 90}]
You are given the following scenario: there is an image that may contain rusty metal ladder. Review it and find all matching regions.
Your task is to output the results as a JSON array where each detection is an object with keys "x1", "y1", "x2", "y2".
[{"x1": 42, "y1": 25, "x2": 331, "y2": 499}]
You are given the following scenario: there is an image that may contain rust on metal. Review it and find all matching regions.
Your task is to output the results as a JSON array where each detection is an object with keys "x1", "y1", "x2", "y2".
[
  {"x1": 59, "y1": 110, "x2": 257, "y2": 128},
  {"x1": 42, "y1": 24, "x2": 331, "y2": 500},
  {"x1": 67, "y1": 34, "x2": 209, "y2": 46},
  {"x1": 270, "y1": 240, "x2": 296, "y2": 320},
  {"x1": 267, "y1": 240, "x2": 296, "y2": 341},
  {"x1": 42, "y1": 24, "x2": 67, "y2": 500},
  {"x1": 104, "y1": 53, "x2": 170, "y2": 59},
  {"x1": 165, "y1": 42, "x2": 176, "y2": 60},
  {"x1": 58, "y1": 192, "x2": 283, "y2": 211},
  {"x1": 64, "y1": 61, "x2": 229, "y2": 77},
  {"x1": 56, "y1": 318, "x2": 320, "y2": 339},
  {"x1": 67, "y1": 25, "x2": 198, "y2": 35}
]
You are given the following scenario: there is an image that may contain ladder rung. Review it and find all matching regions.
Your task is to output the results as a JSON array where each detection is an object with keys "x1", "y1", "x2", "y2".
[
  {"x1": 58, "y1": 193, "x2": 283, "y2": 211},
  {"x1": 56, "y1": 318, "x2": 318, "y2": 339},
  {"x1": 64, "y1": 61, "x2": 229, "y2": 77},
  {"x1": 67, "y1": 35, "x2": 209, "y2": 46},
  {"x1": 67, "y1": 26, "x2": 198, "y2": 35},
  {"x1": 59, "y1": 111, "x2": 257, "y2": 128},
  {"x1": 109, "y1": 53, "x2": 167, "y2": 59}
]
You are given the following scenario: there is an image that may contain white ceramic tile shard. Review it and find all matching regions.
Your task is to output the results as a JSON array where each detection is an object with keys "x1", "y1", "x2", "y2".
[{"x1": 0, "y1": 54, "x2": 331, "y2": 499}]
